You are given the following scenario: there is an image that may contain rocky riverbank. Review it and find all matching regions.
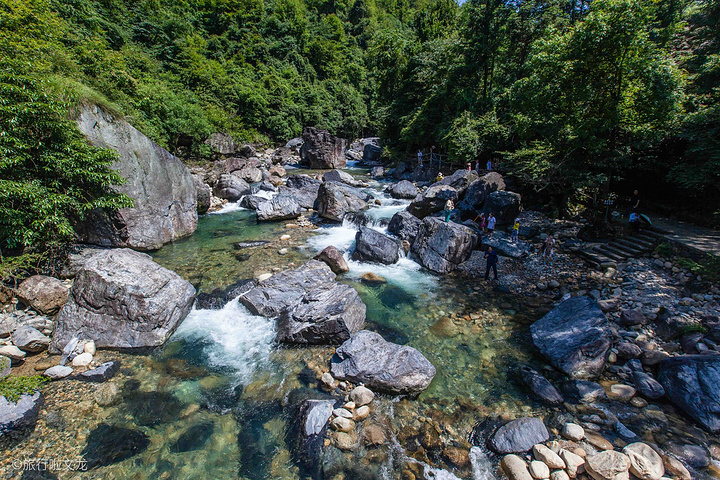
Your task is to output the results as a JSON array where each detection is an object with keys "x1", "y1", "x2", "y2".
[{"x1": 2, "y1": 130, "x2": 719, "y2": 480}]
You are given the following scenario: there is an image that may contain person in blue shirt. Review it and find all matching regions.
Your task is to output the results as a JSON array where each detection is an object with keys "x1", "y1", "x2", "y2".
[
  {"x1": 486, "y1": 160, "x2": 492, "y2": 171},
  {"x1": 484, "y1": 246, "x2": 498, "y2": 280}
]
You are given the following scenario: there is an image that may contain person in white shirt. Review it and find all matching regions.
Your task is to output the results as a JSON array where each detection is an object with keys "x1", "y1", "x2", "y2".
[{"x1": 487, "y1": 213, "x2": 497, "y2": 237}]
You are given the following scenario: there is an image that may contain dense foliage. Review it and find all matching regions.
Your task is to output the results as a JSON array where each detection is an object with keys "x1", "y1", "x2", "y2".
[{"x1": 0, "y1": 0, "x2": 718, "y2": 254}]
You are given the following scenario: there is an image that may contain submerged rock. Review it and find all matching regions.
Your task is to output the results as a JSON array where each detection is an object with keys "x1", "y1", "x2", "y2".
[
  {"x1": 51, "y1": 249, "x2": 196, "y2": 351},
  {"x1": 411, "y1": 217, "x2": 478, "y2": 273},
  {"x1": 0, "y1": 392, "x2": 43, "y2": 448},
  {"x1": 519, "y1": 366, "x2": 564, "y2": 406},
  {"x1": 353, "y1": 226, "x2": 401, "y2": 265},
  {"x1": 657, "y1": 355, "x2": 720, "y2": 432},
  {"x1": 530, "y1": 296, "x2": 612, "y2": 380},
  {"x1": 124, "y1": 390, "x2": 184, "y2": 426},
  {"x1": 171, "y1": 421, "x2": 215, "y2": 453},
  {"x1": 82, "y1": 423, "x2": 150, "y2": 468},
  {"x1": 330, "y1": 330, "x2": 436, "y2": 394},
  {"x1": 488, "y1": 417, "x2": 549, "y2": 454},
  {"x1": 295, "y1": 399, "x2": 335, "y2": 477}
]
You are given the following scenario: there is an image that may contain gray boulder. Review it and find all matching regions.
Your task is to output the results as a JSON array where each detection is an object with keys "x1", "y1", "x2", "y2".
[
  {"x1": 489, "y1": 417, "x2": 550, "y2": 454},
  {"x1": 296, "y1": 399, "x2": 335, "y2": 475},
  {"x1": 657, "y1": 355, "x2": 720, "y2": 432},
  {"x1": 407, "y1": 185, "x2": 458, "y2": 219},
  {"x1": 314, "y1": 246, "x2": 349, "y2": 274},
  {"x1": 316, "y1": 182, "x2": 371, "y2": 221},
  {"x1": 16, "y1": 275, "x2": 69, "y2": 315},
  {"x1": 239, "y1": 260, "x2": 337, "y2": 317},
  {"x1": 75, "y1": 106, "x2": 197, "y2": 250},
  {"x1": 432, "y1": 169, "x2": 477, "y2": 196},
  {"x1": 411, "y1": 217, "x2": 479, "y2": 273},
  {"x1": 483, "y1": 191, "x2": 521, "y2": 225},
  {"x1": 353, "y1": 227, "x2": 401, "y2": 265},
  {"x1": 215, "y1": 174, "x2": 251, "y2": 201},
  {"x1": 362, "y1": 140, "x2": 382, "y2": 164},
  {"x1": 632, "y1": 370, "x2": 665, "y2": 400},
  {"x1": 240, "y1": 195, "x2": 265, "y2": 210},
  {"x1": 330, "y1": 330, "x2": 436, "y2": 395},
  {"x1": 256, "y1": 195, "x2": 301, "y2": 221},
  {"x1": 300, "y1": 127, "x2": 346, "y2": 169},
  {"x1": 277, "y1": 283, "x2": 366, "y2": 345},
  {"x1": 0, "y1": 392, "x2": 43, "y2": 448},
  {"x1": 77, "y1": 360, "x2": 121, "y2": 383},
  {"x1": 323, "y1": 170, "x2": 361, "y2": 187},
  {"x1": 481, "y1": 231, "x2": 530, "y2": 258},
  {"x1": 462, "y1": 172, "x2": 506, "y2": 210},
  {"x1": 388, "y1": 211, "x2": 422, "y2": 243},
  {"x1": 281, "y1": 174, "x2": 322, "y2": 209},
  {"x1": 530, "y1": 296, "x2": 612, "y2": 380},
  {"x1": 370, "y1": 166, "x2": 384, "y2": 178},
  {"x1": 11, "y1": 325, "x2": 49, "y2": 353},
  {"x1": 51, "y1": 249, "x2": 196, "y2": 351},
  {"x1": 519, "y1": 366, "x2": 564, "y2": 406},
  {"x1": 387, "y1": 180, "x2": 418, "y2": 200},
  {"x1": 194, "y1": 176, "x2": 211, "y2": 215}
]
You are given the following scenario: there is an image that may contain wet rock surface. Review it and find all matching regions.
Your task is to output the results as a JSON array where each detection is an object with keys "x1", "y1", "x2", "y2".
[{"x1": 353, "y1": 226, "x2": 401, "y2": 265}]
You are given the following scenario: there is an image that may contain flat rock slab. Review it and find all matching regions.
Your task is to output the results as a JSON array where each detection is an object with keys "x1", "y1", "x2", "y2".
[
  {"x1": 530, "y1": 296, "x2": 612, "y2": 380},
  {"x1": 489, "y1": 417, "x2": 549, "y2": 454},
  {"x1": 330, "y1": 330, "x2": 436, "y2": 395},
  {"x1": 657, "y1": 355, "x2": 720, "y2": 432},
  {"x1": 51, "y1": 249, "x2": 196, "y2": 350},
  {"x1": 44, "y1": 365, "x2": 74, "y2": 380},
  {"x1": 76, "y1": 361, "x2": 121, "y2": 383}
]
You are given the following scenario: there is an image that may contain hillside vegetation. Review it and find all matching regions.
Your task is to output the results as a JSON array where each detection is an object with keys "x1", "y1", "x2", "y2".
[{"x1": 0, "y1": 0, "x2": 718, "y2": 256}]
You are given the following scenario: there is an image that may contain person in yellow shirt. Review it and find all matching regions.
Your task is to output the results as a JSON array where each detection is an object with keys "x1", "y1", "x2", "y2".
[{"x1": 511, "y1": 218, "x2": 520, "y2": 243}]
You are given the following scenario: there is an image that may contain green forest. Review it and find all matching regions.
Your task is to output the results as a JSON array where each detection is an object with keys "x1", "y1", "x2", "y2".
[{"x1": 0, "y1": 0, "x2": 719, "y2": 255}]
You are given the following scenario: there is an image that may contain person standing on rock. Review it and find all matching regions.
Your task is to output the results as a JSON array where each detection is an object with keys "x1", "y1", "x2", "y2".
[
  {"x1": 476, "y1": 213, "x2": 487, "y2": 233},
  {"x1": 542, "y1": 234, "x2": 555, "y2": 266},
  {"x1": 486, "y1": 160, "x2": 492, "y2": 171},
  {"x1": 511, "y1": 218, "x2": 520, "y2": 243},
  {"x1": 484, "y1": 246, "x2": 498, "y2": 280},
  {"x1": 417, "y1": 149, "x2": 423, "y2": 166},
  {"x1": 475, "y1": 161, "x2": 481, "y2": 175},
  {"x1": 436, "y1": 172, "x2": 444, "y2": 183},
  {"x1": 444, "y1": 199, "x2": 454, "y2": 222},
  {"x1": 487, "y1": 213, "x2": 497, "y2": 238}
]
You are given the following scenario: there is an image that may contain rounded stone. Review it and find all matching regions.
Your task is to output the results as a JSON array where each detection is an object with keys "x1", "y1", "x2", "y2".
[
  {"x1": 534, "y1": 444, "x2": 566, "y2": 469},
  {"x1": 72, "y1": 352, "x2": 93, "y2": 367},
  {"x1": 361, "y1": 425, "x2": 386, "y2": 446},
  {"x1": 353, "y1": 405, "x2": 370, "y2": 421},
  {"x1": 563, "y1": 423, "x2": 585, "y2": 442},
  {"x1": 608, "y1": 384, "x2": 636, "y2": 401},
  {"x1": 501, "y1": 454, "x2": 533, "y2": 480},
  {"x1": 585, "y1": 450, "x2": 631, "y2": 480},
  {"x1": 331, "y1": 416, "x2": 355, "y2": 433},
  {"x1": 529, "y1": 460, "x2": 550, "y2": 479},
  {"x1": 622, "y1": 442, "x2": 664, "y2": 480},
  {"x1": 350, "y1": 385, "x2": 375, "y2": 406}
]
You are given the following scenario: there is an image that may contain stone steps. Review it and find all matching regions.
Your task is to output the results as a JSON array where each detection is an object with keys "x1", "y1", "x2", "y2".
[{"x1": 579, "y1": 231, "x2": 661, "y2": 269}]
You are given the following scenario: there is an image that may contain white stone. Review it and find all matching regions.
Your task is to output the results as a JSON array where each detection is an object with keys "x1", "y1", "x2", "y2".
[
  {"x1": 72, "y1": 352, "x2": 93, "y2": 367},
  {"x1": 622, "y1": 443, "x2": 664, "y2": 480},
  {"x1": 44, "y1": 365, "x2": 73, "y2": 380},
  {"x1": 280, "y1": 235, "x2": 291, "y2": 241},
  {"x1": 563, "y1": 423, "x2": 585, "y2": 442},
  {"x1": 550, "y1": 471, "x2": 570, "y2": 480},
  {"x1": 333, "y1": 408, "x2": 353, "y2": 419},
  {"x1": 330, "y1": 416, "x2": 355, "y2": 432},
  {"x1": 278, "y1": 248, "x2": 288, "y2": 255},
  {"x1": 353, "y1": 405, "x2": 370, "y2": 421},
  {"x1": 83, "y1": 340, "x2": 96, "y2": 355},
  {"x1": 343, "y1": 401, "x2": 356, "y2": 410},
  {"x1": 0, "y1": 345, "x2": 26, "y2": 362},
  {"x1": 529, "y1": 460, "x2": 550, "y2": 479},
  {"x1": 561, "y1": 449, "x2": 586, "y2": 478},
  {"x1": 534, "y1": 444, "x2": 566, "y2": 470},
  {"x1": 256, "y1": 273, "x2": 272, "y2": 282},
  {"x1": 321, "y1": 372, "x2": 335, "y2": 387}
]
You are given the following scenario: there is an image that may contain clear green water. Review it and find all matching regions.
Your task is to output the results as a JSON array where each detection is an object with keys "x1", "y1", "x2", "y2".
[{"x1": 51, "y1": 171, "x2": 549, "y2": 480}]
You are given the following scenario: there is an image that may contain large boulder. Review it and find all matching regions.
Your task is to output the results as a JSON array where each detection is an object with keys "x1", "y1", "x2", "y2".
[
  {"x1": 530, "y1": 296, "x2": 612, "y2": 380},
  {"x1": 226, "y1": 157, "x2": 263, "y2": 183},
  {"x1": 360, "y1": 138, "x2": 382, "y2": 164},
  {"x1": 353, "y1": 227, "x2": 401, "y2": 265},
  {"x1": 316, "y1": 182, "x2": 371, "y2": 221},
  {"x1": 411, "y1": 217, "x2": 479, "y2": 273},
  {"x1": 407, "y1": 185, "x2": 458, "y2": 219},
  {"x1": 215, "y1": 174, "x2": 251, "y2": 201},
  {"x1": 16, "y1": 275, "x2": 69, "y2": 315},
  {"x1": 204, "y1": 132, "x2": 237, "y2": 156},
  {"x1": 387, "y1": 180, "x2": 418, "y2": 200},
  {"x1": 281, "y1": 174, "x2": 322, "y2": 209},
  {"x1": 193, "y1": 176, "x2": 211, "y2": 215},
  {"x1": 75, "y1": 106, "x2": 197, "y2": 250},
  {"x1": 0, "y1": 392, "x2": 43, "y2": 448},
  {"x1": 432, "y1": 169, "x2": 477, "y2": 196},
  {"x1": 388, "y1": 211, "x2": 422, "y2": 243},
  {"x1": 51, "y1": 249, "x2": 196, "y2": 351},
  {"x1": 239, "y1": 260, "x2": 336, "y2": 317},
  {"x1": 256, "y1": 195, "x2": 301, "y2": 221},
  {"x1": 488, "y1": 417, "x2": 550, "y2": 454},
  {"x1": 277, "y1": 282, "x2": 366, "y2": 345},
  {"x1": 483, "y1": 190, "x2": 521, "y2": 225},
  {"x1": 657, "y1": 355, "x2": 720, "y2": 432},
  {"x1": 300, "y1": 127, "x2": 346, "y2": 169},
  {"x1": 462, "y1": 172, "x2": 506, "y2": 210},
  {"x1": 330, "y1": 330, "x2": 436, "y2": 395}
]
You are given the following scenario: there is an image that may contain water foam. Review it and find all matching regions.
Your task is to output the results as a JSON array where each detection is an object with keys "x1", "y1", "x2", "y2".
[{"x1": 172, "y1": 298, "x2": 276, "y2": 384}]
